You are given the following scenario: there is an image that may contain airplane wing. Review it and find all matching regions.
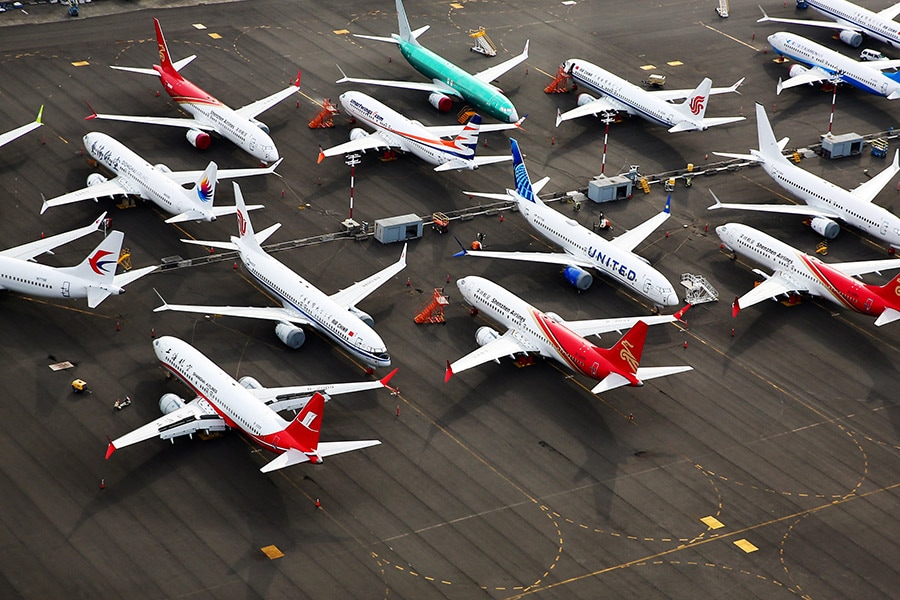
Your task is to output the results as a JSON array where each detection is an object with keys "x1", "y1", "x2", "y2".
[
  {"x1": 434, "y1": 155, "x2": 511, "y2": 172},
  {"x1": 564, "y1": 307, "x2": 687, "y2": 339},
  {"x1": 2, "y1": 211, "x2": 107, "y2": 260},
  {"x1": 86, "y1": 111, "x2": 214, "y2": 132},
  {"x1": 610, "y1": 196, "x2": 671, "y2": 253},
  {"x1": 247, "y1": 368, "x2": 398, "y2": 413},
  {"x1": 776, "y1": 67, "x2": 831, "y2": 94},
  {"x1": 879, "y1": 4, "x2": 900, "y2": 20},
  {"x1": 154, "y1": 301, "x2": 314, "y2": 327},
  {"x1": 733, "y1": 271, "x2": 807, "y2": 315},
  {"x1": 113, "y1": 265, "x2": 158, "y2": 289},
  {"x1": 166, "y1": 159, "x2": 282, "y2": 185},
  {"x1": 336, "y1": 66, "x2": 460, "y2": 97},
  {"x1": 0, "y1": 106, "x2": 43, "y2": 148},
  {"x1": 651, "y1": 77, "x2": 745, "y2": 101},
  {"x1": 317, "y1": 134, "x2": 394, "y2": 162},
  {"x1": 164, "y1": 203, "x2": 265, "y2": 224},
  {"x1": 473, "y1": 40, "x2": 529, "y2": 83},
  {"x1": 40, "y1": 179, "x2": 133, "y2": 214},
  {"x1": 425, "y1": 118, "x2": 523, "y2": 137},
  {"x1": 260, "y1": 441, "x2": 381, "y2": 473},
  {"x1": 829, "y1": 258, "x2": 900, "y2": 277},
  {"x1": 556, "y1": 97, "x2": 623, "y2": 127},
  {"x1": 234, "y1": 71, "x2": 302, "y2": 119},
  {"x1": 456, "y1": 248, "x2": 595, "y2": 269},
  {"x1": 707, "y1": 197, "x2": 842, "y2": 220},
  {"x1": 329, "y1": 243, "x2": 407, "y2": 308},
  {"x1": 850, "y1": 150, "x2": 899, "y2": 202},
  {"x1": 757, "y1": 7, "x2": 860, "y2": 33},
  {"x1": 446, "y1": 329, "x2": 536, "y2": 380}
]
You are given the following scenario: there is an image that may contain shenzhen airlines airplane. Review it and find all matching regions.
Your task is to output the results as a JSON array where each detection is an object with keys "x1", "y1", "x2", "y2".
[
  {"x1": 0, "y1": 212, "x2": 156, "y2": 308},
  {"x1": 758, "y1": 1, "x2": 900, "y2": 49},
  {"x1": 106, "y1": 336, "x2": 395, "y2": 473},
  {"x1": 768, "y1": 32, "x2": 900, "y2": 97},
  {"x1": 318, "y1": 91, "x2": 522, "y2": 171},
  {"x1": 154, "y1": 183, "x2": 406, "y2": 369},
  {"x1": 445, "y1": 276, "x2": 691, "y2": 394},
  {"x1": 89, "y1": 18, "x2": 300, "y2": 164},
  {"x1": 41, "y1": 132, "x2": 277, "y2": 223},
  {"x1": 339, "y1": 0, "x2": 527, "y2": 123},
  {"x1": 717, "y1": 222, "x2": 900, "y2": 325},
  {"x1": 712, "y1": 104, "x2": 900, "y2": 247},
  {"x1": 457, "y1": 138, "x2": 679, "y2": 306},
  {"x1": 0, "y1": 106, "x2": 42, "y2": 149},
  {"x1": 555, "y1": 59, "x2": 745, "y2": 132}
]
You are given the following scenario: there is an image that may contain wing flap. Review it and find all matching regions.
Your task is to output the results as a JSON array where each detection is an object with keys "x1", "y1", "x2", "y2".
[
  {"x1": 734, "y1": 272, "x2": 804, "y2": 313},
  {"x1": 457, "y1": 248, "x2": 594, "y2": 269},
  {"x1": 235, "y1": 72, "x2": 302, "y2": 119},
  {"x1": 154, "y1": 302, "x2": 312, "y2": 326},
  {"x1": 2, "y1": 211, "x2": 106, "y2": 260},
  {"x1": 330, "y1": 244, "x2": 407, "y2": 308},
  {"x1": 565, "y1": 314, "x2": 679, "y2": 338},
  {"x1": 41, "y1": 180, "x2": 128, "y2": 214},
  {"x1": 473, "y1": 40, "x2": 529, "y2": 83},
  {"x1": 610, "y1": 197, "x2": 671, "y2": 253},
  {"x1": 446, "y1": 331, "x2": 529, "y2": 380},
  {"x1": 828, "y1": 258, "x2": 900, "y2": 277},
  {"x1": 106, "y1": 399, "x2": 226, "y2": 457},
  {"x1": 556, "y1": 97, "x2": 621, "y2": 126},
  {"x1": 318, "y1": 135, "x2": 393, "y2": 161},
  {"x1": 87, "y1": 112, "x2": 213, "y2": 131},
  {"x1": 851, "y1": 150, "x2": 900, "y2": 202}
]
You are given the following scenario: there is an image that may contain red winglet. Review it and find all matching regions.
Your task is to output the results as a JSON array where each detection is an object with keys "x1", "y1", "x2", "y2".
[
  {"x1": 380, "y1": 367, "x2": 399, "y2": 391},
  {"x1": 293, "y1": 70, "x2": 302, "y2": 88},
  {"x1": 84, "y1": 100, "x2": 98, "y2": 121},
  {"x1": 444, "y1": 360, "x2": 453, "y2": 383},
  {"x1": 732, "y1": 296, "x2": 741, "y2": 318},
  {"x1": 673, "y1": 303, "x2": 691, "y2": 322},
  {"x1": 105, "y1": 437, "x2": 116, "y2": 460}
]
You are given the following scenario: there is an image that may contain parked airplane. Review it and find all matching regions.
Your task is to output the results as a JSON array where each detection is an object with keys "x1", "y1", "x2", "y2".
[
  {"x1": 0, "y1": 106, "x2": 42, "y2": 149},
  {"x1": 338, "y1": 0, "x2": 527, "y2": 123},
  {"x1": 717, "y1": 221, "x2": 900, "y2": 325},
  {"x1": 41, "y1": 132, "x2": 278, "y2": 223},
  {"x1": 758, "y1": 1, "x2": 900, "y2": 49},
  {"x1": 89, "y1": 18, "x2": 300, "y2": 164},
  {"x1": 106, "y1": 336, "x2": 395, "y2": 472},
  {"x1": 554, "y1": 59, "x2": 744, "y2": 132},
  {"x1": 154, "y1": 183, "x2": 406, "y2": 369},
  {"x1": 445, "y1": 276, "x2": 691, "y2": 394},
  {"x1": 767, "y1": 32, "x2": 900, "y2": 97},
  {"x1": 456, "y1": 138, "x2": 679, "y2": 306},
  {"x1": 318, "y1": 91, "x2": 522, "y2": 171},
  {"x1": 0, "y1": 212, "x2": 156, "y2": 308},
  {"x1": 711, "y1": 103, "x2": 900, "y2": 248}
]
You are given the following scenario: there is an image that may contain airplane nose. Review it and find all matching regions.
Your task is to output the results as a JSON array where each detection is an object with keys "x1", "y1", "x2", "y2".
[
  {"x1": 665, "y1": 292, "x2": 679, "y2": 307},
  {"x1": 456, "y1": 277, "x2": 467, "y2": 289},
  {"x1": 508, "y1": 108, "x2": 519, "y2": 123},
  {"x1": 715, "y1": 225, "x2": 727, "y2": 237}
]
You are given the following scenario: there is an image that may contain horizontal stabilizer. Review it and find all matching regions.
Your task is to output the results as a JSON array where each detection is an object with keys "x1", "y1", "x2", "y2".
[
  {"x1": 712, "y1": 151, "x2": 758, "y2": 162},
  {"x1": 667, "y1": 120, "x2": 702, "y2": 134},
  {"x1": 633, "y1": 365, "x2": 693, "y2": 383},
  {"x1": 875, "y1": 308, "x2": 900, "y2": 326},
  {"x1": 109, "y1": 65, "x2": 159, "y2": 76},
  {"x1": 180, "y1": 238, "x2": 239, "y2": 252},
  {"x1": 700, "y1": 116, "x2": 746, "y2": 129},
  {"x1": 209, "y1": 203, "x2": 266, "y2": 220},
  {"x1": 113, "y1": 264, "x2": 158, "y2": 289},
  {"x1": 353, "y1": 33, "x2": 401, "y2": 45},
  {"x1": 260, "y1": 441, "x2": 381, "y2": 472}
]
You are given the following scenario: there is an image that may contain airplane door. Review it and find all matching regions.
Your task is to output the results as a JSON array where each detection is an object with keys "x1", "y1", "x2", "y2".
[
  {"x1": 61, "y1": 281, "x2": 70, "y2": 298},
  {"x1": 864, "y1": 297, "x2": 873, "y2": 312},
  {"x1": 882, "y1": 220, "x2": 889, "y2": 236},
  {"x1": 590, "y1": 362, "x2": 599, "y2": 376},
  {"x1": 643, "y1": 275, "x2": 652, "y2": 293}
]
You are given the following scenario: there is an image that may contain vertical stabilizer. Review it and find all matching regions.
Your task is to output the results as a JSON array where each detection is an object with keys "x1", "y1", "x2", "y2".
[
  {"x1": 284, "y1": 392, "x2": 325, "y2": 458},
  {"x1": 602, "y1": 320, "x2": 648, "y2": 381},
  {"x1": 153, "y1": 18, "x2": 179, "y2": 76},
  {"x1": 189, "y1": 162, "x2": 217, "y2": 209},
  {"x1": 754, "y1": 103, "x2": 788, "y2": 164},
  {"x1": 232, "y1": 182, "x2": 262, "y2": 252},
  {"x1": 510, "y1": 138, "x2": 536, "y2": 202},
  {"x1": 453, "y1": 114, "x2": 482, "y2": 154},
  {"x1": 395, "y1": 0, "x2": 420, "y2": 45},
  {"x1": 876, "y1": 271, "x2": 900, "y2": 299},
  {"x1": 677, "y1": 78, "x2": 711, "y2": 121},
  {"x1": 60, "y1": 230, "x2": 123, "y2": 285}
]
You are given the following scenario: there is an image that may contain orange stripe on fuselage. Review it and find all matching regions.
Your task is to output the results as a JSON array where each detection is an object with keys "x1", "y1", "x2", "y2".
[
  {"x1": 159, "y1": 70, "x2": 223, "y2": 107},
  {"x1": 532, "y1": 309, "x2": 603, "y2": 378}
]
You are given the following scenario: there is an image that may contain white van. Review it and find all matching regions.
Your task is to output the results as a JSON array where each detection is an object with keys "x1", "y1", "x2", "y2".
[{"x1": 860, "y1": 49, "x2": 888, "y2": 61}]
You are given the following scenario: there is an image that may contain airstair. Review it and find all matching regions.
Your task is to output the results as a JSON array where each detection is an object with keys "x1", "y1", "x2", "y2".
[
  {"x1": 680, "y1": 273, "x2": 719, "y2": 305},
  {"x1": 308, "y1": 99, "x2": 339, "y2": 129},
  {"x1": 469, "y1": 28, "x2": 497, "y2": 56},
  {"x1": 544, "y1": 64, "x2": 572, "y2": 94},
  {"x1": 414, "y1": 288, "x2": 450, "y2": 324}
]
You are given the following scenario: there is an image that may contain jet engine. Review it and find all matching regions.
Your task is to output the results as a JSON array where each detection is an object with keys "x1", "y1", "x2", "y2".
[
  {"x1": 809, "y1": 216, "x2": 840, "y2": 239},
  {"x1": 788, "y1": 64, "x2": 810, "y2": 79},
  {"x1": 428, "y1": 92, "x2": 453, "y2": 112},
  {"x1": 186, "y1": 129, "x2": 211, "y2": 150},
  {"x1": 349, "y1": 128, "x2": 369, "y2": 142},
  {"x1": 238, "y1": 376, "x2": 262, "y2": 390},
  {"x1": 249, "y1": 117, "x2": 270, "y2": 134},
  {"x1": 275, "y1": 321, "x2": 306, "y2": 349},
  {"x1": 563, "y1": 265, "x2": 593, "y2": 291},
  {"x1": 839, "y1": 30, "x2": 863, "y2": 48},
  {"x1": 153, "y1": 163, "x2": 172, "y2": 173},
  {"x1": 86, "y1": 173, "x2": 108, "y2": 187},
  {"x1": 159, "y1": 393, "x2": 187, "y2": 415},
  {"x1": 576, "y1": 93, "x2": 598, "y2": 107},
  {"x1": 475, "y1": 326, "x2": 501, "y2": 347},
  {"x1": 348, "y1": 306, "x2": 375, "y2": 327}
]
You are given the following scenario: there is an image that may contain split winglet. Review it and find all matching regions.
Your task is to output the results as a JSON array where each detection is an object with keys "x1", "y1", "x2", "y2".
[
  {"x1": 672, "y1": 303, "x2": 691, "y2": 323},
  {"x1": 452, "y1": 235, "x2": 469, "y2": 257},
  {"x1": 380, "y1": 367, "x2": 400, "y2": 393},
  {"x1": 105, "y1": 436, "x2": 116, "y2": 460},
  {"x1": 444, "y1": 360, "x2": 453, "y2": 382},
  {"x1": 732, "y1": 296, "x2": 741, "y2": 318}
]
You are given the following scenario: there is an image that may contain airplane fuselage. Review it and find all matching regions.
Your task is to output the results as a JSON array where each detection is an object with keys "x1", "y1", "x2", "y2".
[
  {"x1": 806, "y1": 0, "x2": 900, "y2": 49},
  {"x1": 0, "y1": 255, "x2": 122, "y2": 301}
]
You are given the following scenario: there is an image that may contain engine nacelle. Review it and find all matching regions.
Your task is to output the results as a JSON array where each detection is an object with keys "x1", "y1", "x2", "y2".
[
  {"x1": 563, "y1": 265, "x2": 593, "y2": 290},
  {"x1": 348, "y1": 306, "x2": 375, "y2": 327},
  {"x1": 275, "y1": 322, "x2": 306, "y2": 349},
  {"x1": 809, "y1": 216, "x2": 840, "y2": 239},
  {"x1": 186, "y1": 129, "x2": 211, "y2": 150},
  {"x1": 349, "y1": 127, "x2": 369, "y2": 142},
  {"x1": 153, "y1": 163, "x2": 172, "y2": 173},
  {"x1": 839, "y1": 30, "x2": 863, "y2": 48},
  {"x1": 577, "y1": 93, "x2": 598, "y2": 107},
  {"x1": 788, "y1": 64, "x2": 810, "y2": 79},
  {"x1": 428, "y1": 92, "x2": 453, "y2": 112},
  {"x1": 475, "y1": 326, "x2": 501, "y2": 347},
  {"x1": 159, "y1": 393, "x2": 187, "y2": 415},
  {"x1": 238, "y1": 376, "x2": 262, "y2": 390},
  {"x1": 86, "y1": 173, "x2": 108, "y2": 187},
  {"x1": 249, "y1": 117, "x2": 270, "y2": 134}
]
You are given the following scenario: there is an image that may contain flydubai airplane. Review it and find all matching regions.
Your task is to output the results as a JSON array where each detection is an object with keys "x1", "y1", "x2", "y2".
[
  {"x1": 457, "y1": 138, "x2": 679, "y2": 307},
  {"x1": 0, "y1": 212, "x2": 156, "y2": 308},
  {"x1": 711, "y1": 103, "x2": 900, "y2": 248},
  {"x1": 554, "y1": 59, "x2": 745, "y2": 132},
  {"x1": 41, "y1": 132, "x2": 278, "y2": 223},
  {"x1": 339, "y1": 0, "x2": 527, "y2": 123},
  {"x1": 89, "y1": 18, "x2": 300, "y2": 164},
  {"x1": 154, "y1": 183, "x2": 406, "y2": 370},
  {"x1": 717, "y1": 221, "x2": 900, "y2": 325},
  {"x1": 0, "y1": 106, "x2": 42, "y2": 149},
  {"x1": 318, "y1": 91, "x2": 522, "y2": 171},
  {"x1": 768, "y1": 32, "x2": 900, "y2": 97},
  {"x1": 758, "y1": 1, "x2": 900, "y2": 49},
  {"x1": 445, "y1": 276, "x2": 691, "y2": 394},
  {"x1": 106, "y1": 336, "x2": 395, "y2": 473}
]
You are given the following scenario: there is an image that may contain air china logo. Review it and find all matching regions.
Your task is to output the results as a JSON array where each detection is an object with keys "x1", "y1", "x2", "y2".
[
  {"x1": 619, "y1": 340, "x2": 639, "y2": 372},
  {"x1": 237, "y1": 210, "x2": 248, "y2": 236},
  {"x1": 689, "y1": 95, "x2": 706, "y2": 115},
  {"x1": 89, "y1": 249, "x2": 116, "y2": 275},
  {"x1": 196, "y1": 177, "x2": 213, "y2": 203}
]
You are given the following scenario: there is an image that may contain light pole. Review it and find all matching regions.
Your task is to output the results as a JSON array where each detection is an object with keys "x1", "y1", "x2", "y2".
[
  {"x1": 600, "y1": 113, "x2": 615, "y2": 175},
  {"x1": 345, "y1": 153, "x2": 361, "y2": 221}
]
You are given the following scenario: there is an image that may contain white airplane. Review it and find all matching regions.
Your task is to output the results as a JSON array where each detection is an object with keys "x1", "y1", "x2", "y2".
[
  {"x1": 41, "y1": 132, "x2": 278, "y2": 223},
  {"x1": 758, "y1": 1, "x2": 900, "y2": 49},
  {"x1": 711, "y1": 103, "x2": 900, "y2": 247},
  {"x1": 456, "y1": 138, "x2": 679, "y2": 307},
  {"x1": 154, "y1": 183, "x2": 406, "y2": 370},
  {"x1": 317, "y1": 91, "x2": 522, "y2": 172},
  {"x1": 717, "y1": 222, "x2": 900, "y2": 325},
  {"x1": 768, "y1": 32, "x2": 900, "y2": 97},
  {"x1": 554, "y1": 59, "x2": 745, "y2": 132},
  {"x1": 0, "y1": 106, "x2": 43, "y2": 149},
  {"x1": 446, "y1": 276, "x2": 691, "y2": 394},
  {"x1": 106, "y1": 336, "x2": 396, "y2": 473},
  {"x1": 0, "y1": 212, "x2": 156, "y2": 308},
  {"x1": 89, "y1": 18, "x2": 300, "y2": 164}
]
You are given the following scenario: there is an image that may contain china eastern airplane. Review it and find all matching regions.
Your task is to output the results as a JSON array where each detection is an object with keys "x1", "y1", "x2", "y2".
[
  {"x1": 0, "y1": 212, "x2": 156, "y2": 308},
  {"x1": 717, "y1": 221, "x2": 900, "y2": 325},
  {"x1": 0, "y1": 106, "x2": 42, "y2": 149},
  {"x1": 106, "y1": 336, "x2": 395, "y2": 472},
  {"x1": 768, "y1": 32, "x2": 900, "y2": 97},
  {"x1": 445, "y1": 276, "x2": 691, "y2": 394},
  {"x1": 338, "y1": 0, "x2": 527, "y2": 123},
  {"x1": 41, "y1": 132, "x2": 278, "y2": 223},
  {"x1": 317, "y1": 91, "x2": 522, "y2": 171},
  {"x1": 88, "y1": 18, "x2": 300, "y2": 164},
  {"x1": 554, "y1": 59, "x2": 745, "y2": 132},
  {"x1": 456, "y1": 138, "x2": 679, "y2": 307},
  {"x1": 712, "y1": 103, "x2": 900, "y2": 247},
  {"x1": 758, "y1": 1, "x2": 900, "y2": 49},
  {"x1": 154, "y1": 183, "x2": 405, "y2": 369}
]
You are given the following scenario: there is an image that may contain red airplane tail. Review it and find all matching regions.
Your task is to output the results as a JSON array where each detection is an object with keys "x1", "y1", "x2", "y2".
[
  {"x1": 602, "y1": 320, "x2": 648, "y2": 379},
  {"x1": 284, "y1": 392, "x2": 324, "y2": 458},
  {"x1": 153, "y1": 18, "x2": 179, "y2": 76},
  {"x1": 874, "y1": 271, "x2": 900, "y2": 299}
]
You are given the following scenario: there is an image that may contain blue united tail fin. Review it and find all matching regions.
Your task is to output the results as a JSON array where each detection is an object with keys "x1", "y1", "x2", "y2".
[{"x1": 510, "y1": 138, "x2": 536, "y2": 202}]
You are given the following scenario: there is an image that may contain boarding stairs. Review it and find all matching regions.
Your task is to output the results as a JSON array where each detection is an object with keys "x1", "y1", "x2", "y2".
[
  {"x1": 469, "y1": 28, "x2": 497, "y2": 56},
  {"x1": 680, "y1": 273, "x2": 719, "y2": 305},
  {"x1": 414, "y1": 288, "x2": 450, "y2": 324}
]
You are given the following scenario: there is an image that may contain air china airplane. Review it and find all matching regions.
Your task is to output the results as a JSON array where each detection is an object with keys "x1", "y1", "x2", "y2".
[
  {"x1": 712, "y1": 103, "x2": 900, "y2": 247},
  {"x1": 768, "y1": 32, "x2": 900, "y2": 98},
  {"x1": 554, "y1": 59, "x2": 745, "y2": 132},
  {"x1": 41, "y1": 132, "x2": 277, "y2": 223},
  {"x1": 339, "y1": 0, "x2": 527, "y2": 123},
  {"x1": 457, "y1": 138, "x2": 679, "y2": 307},
  {"x1": 0, "y1": 212, "x2": 156, "y2": 308},
  {"x1": 758, "y1": 1, "x2": 900, "y2": 49},
  {"x1": 717, "y1": 222, "x2": 900, "y2": 325},
  {"x1": 318, "y1": 91, "x2": 522, "y2": 171},
  {"x1": 89, "y1": 18, "x2": 300, "y2": 164},
  {"x1": 0, "y1": 106, "x2": 42, "y2": 149},
  {"x1": 445, "y1": 276, "x2": 691, "y2": 394},
  {"x1": 154, "y1": 183, "x2": 406, "y2": 370},
  {"x1": 106, "y1": 336, "x2": 395, "y2": 473}
]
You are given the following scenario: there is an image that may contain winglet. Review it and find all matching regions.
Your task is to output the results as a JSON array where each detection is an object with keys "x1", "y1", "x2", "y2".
[
  {"x1": 732, "y1": 296, "x2": 741, "y2": 318},
  {"x1": 757, "y1": 4, "x2": 771, "y2": 22},
  {"x1": 555, "y1": 108, "x2": 563, "y2": 128},
  {"x1": 335, "y1": 64, "x2": 350, "y2": 84},
  {"x1": 729, "y1": 77, "x2": 745, "y2": 94},
  {"x1": 452, "y1": 235, "x2": 469, "y2": 257},
  {"x1": 444, "y1": 360, "x2": 454, "y2": 383},
  {"x1": 40, "y1": 193, "x2": 50, "y2": 215},
  {"x1": 35, "y1": 105, "x2": 44, "y2": 125},
  {"x1": 317, "y1": 145, "x2": 326, "y2": 164},
  {"x1": 708, "y1": 189, "x2": 723, "y2": 210},
  {"x1": 664, "y1": 194, "x2": 671, "y2": 214},
  {"x1": 514, "y1": 114, "x2": 528, "y2": 128},
  {"x1": 152, "y1": 287, "x2": 169, "y2": 312},
  {"x1": 92, "y1": 211, "x2": 109, "y2": 230},
  {"x1": 380, "y1": 367, "x2": 399, "y2": 392},
  {"x1": 293, "y1": 70, "x2": 302, "y2": 88},
  {"x1": 673, "y1": 303, "x2": 691, "y2": 323},
  {"x1": 84, "y1": 100, "x2": 98, "y2": 121},
  {"x1": 105, "y1": 436, "x2": 116, "y2": 460}
]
